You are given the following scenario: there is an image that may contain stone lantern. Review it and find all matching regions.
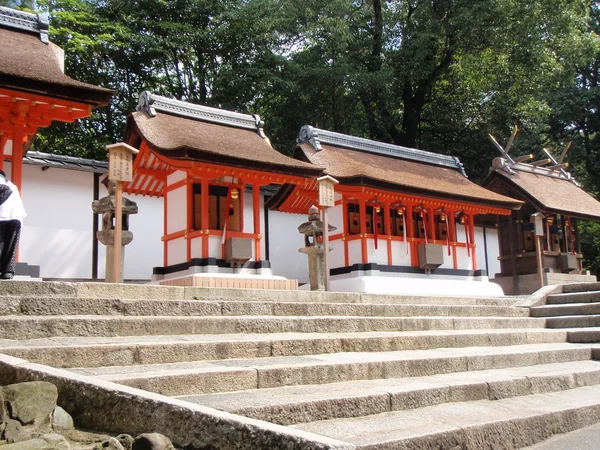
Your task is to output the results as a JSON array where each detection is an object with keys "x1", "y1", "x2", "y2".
[
  {"x1": 92, "y1": 179, "x2": 138, "y2": 282},
  {"x1": 298, "y1": 205, "x2": 336, "y2": 291}
]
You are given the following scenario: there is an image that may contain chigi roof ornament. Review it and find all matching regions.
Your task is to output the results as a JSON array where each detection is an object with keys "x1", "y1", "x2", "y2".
[
  {"x1": 489, "y1": 125, "x2": 580, "y2": 186},
  {"x1": 136, "y1": 91, "x2": 267, "y2": 139},
  {"x1": 0, "y1": 6, "x2": 49, "y2": 43},
  {"x1": 297, "y1": 125, "x2": 468, "y2": 176}
]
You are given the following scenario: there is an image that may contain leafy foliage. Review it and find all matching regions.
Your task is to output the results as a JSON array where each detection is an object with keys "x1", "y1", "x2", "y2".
[{"x1": 5, "y1": 0, "x2": 600, "y2": 269}]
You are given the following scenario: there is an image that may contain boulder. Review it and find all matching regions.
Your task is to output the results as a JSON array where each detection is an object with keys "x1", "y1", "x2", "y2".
[
  {"x1": 40, "y1": 433, "x2": 71, "y2": 450},
  {"x1": 4, "y1": 418, "x2": 24, "y2": 443},
  {"x1": 132, "y1": 434, "x2": 175, "y2": 450},
  {"x1": 51, "y1": 407, "x2": 74, "y2": 432},
  {"x1": 93, "y1": 437, "x2": 125, "y2": 450},
  {"x1": 1, "y1": 382, "x2": 58, "y2": 430},
  {"x1": 116, "y1": 434, "x2": 134, "y2": 450}
]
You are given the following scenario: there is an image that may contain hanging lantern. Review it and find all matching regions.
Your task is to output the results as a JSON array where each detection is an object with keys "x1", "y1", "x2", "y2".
[{"x1": 230, "y1": 188, "x2": 239, "y2": 200}]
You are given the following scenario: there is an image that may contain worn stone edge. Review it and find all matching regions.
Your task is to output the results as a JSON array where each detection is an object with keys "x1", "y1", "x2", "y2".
[
  {"x1": 514, "y1": 285, "x2": 563, "y2": 309},
  {"x1": 0, "y1": 354, "x2": 355, "y2": 450}
]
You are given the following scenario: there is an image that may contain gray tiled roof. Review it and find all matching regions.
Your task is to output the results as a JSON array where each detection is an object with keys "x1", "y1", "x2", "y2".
[{"x1": 23, "y1": 151, "x2": 108, "y2": 173}]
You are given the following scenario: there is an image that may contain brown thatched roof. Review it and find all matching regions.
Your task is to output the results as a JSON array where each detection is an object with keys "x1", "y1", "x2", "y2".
[
  {"x1": 486, "y1": 168, "x2": 600, "y2": 220},
  {"x1": 128, "y1": 110, "x2": 324, "y2": 178},
  {"x1": 296, "y1": 142, "x2": 522, "y2": 210},
  {"x1": 0, "y1": 27, "x2": 112, "y2": 107}
]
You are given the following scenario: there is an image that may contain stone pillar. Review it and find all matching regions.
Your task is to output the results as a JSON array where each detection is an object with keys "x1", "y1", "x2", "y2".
[
  {"x1": 298, "y1": 205, "x2": 336, "y2": 291},
  {"x1": 92, "y1": 180, "x2": 138, "y2": 282}
]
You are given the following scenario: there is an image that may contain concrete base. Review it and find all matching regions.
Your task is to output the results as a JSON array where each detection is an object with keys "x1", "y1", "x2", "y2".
[
  {"x1": 493, "y1": 273, "x2": 598, "y2": 295},
  {"x1": 300, "y1": 272, "x2": 505, "y2": 296}
]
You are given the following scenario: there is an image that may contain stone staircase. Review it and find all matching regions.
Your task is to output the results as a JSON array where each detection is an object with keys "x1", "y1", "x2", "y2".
[
  {"x1": 1, "y1": 281, "x2": 600, "y2": 449},
  {"x1": 531, "y1": 282, "x2": 600, "y2": 343}
]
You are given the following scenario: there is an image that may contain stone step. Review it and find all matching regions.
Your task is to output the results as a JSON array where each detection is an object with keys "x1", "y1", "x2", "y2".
[
  {"x1": 0, "y1": 296, "x2": 530, "y2": 318},
  {"x1": 0, "y1": 329, "x2": 569, "y2": 368},
  {"x1": 0, "y1": 281, "x2": 521, "y2": 306},
  {"x1": 69, "y1": 343, "x2": 595, "y2": 396},
  {"x1": 179, "y1": 360, "x2": 600, "y2": 425},
  {"x1": 567, "y1": 328, "x2": 600, "y2": 343},
  {"x1": 546, "y1": 291, "x2": 600, "y2": 305},
  {"x1": 561, "y1": 282, "x2": 600, "y2": 294},
  {"x1": 0, "y1": 315, "x2": 547, "y2": 340},
  {"x1": 531, "y1": 302, "x2": 600, "y2": 317},
  {"x1": 545, "y1": 315, "x2": 600, "y2": 329},
  {"x1": 290, "y1": 385, "x2": 600, "y2": 449}
]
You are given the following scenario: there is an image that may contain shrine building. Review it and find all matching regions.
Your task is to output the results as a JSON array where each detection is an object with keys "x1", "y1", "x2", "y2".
[
  {"x1": 485, "y1": 153, "x2": 600, "y2": 294},
  {"x1": 0, "y1": 6, "x2": 113, "y2": 190},
  {"x1": 123, "y1": 92, "x2": 323, "y2": 288},
  {"x1": 0, "y1": 5, "x2": 112, "y2": 278},
  {"x1": 267, "y1": 126, "x2": 523, "y2": 295}
]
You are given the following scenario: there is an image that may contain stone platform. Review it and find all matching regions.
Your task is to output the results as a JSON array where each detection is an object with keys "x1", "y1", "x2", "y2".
[{"x1": 1, "y1": 280, "x2": 600, "y2": 449}]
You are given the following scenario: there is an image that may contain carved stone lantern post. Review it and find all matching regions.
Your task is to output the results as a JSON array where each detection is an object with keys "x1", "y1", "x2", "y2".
[
  {"x1": 92, "y1": 179, "x2": 138, "y2": 282},
  {"x1": 298, "y1": 205, "x2": 336, "y2": 291}
]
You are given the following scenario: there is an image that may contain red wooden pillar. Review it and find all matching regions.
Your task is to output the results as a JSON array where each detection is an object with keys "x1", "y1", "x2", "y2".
[
  {"x1": 448, "y1": 209, "x2": 458, "y2": 269},
  {"x1": 253, "y1": 184, "x2": 261, "y2": 261},
  {"x1": 383, "y1": 201, "x2": 392, "y2": 265},
  {"x1": 201, "y1": 177, "x2": 209, "y2": 258},
  {"x1": 468, "y1": 213, "x2": 477, "y2": 270},
  {"x1": 11, "y1": 126, "x2": 24, "y2": 192},
  {"x1": 163, "y1": 182, "x2": 168, "y2": 266},
  {"x1": 186, "y1": 178, "x2": 193, "y2": 261},
  {"x1": 427, "y1": 205, "x2": 435, "y2": 242},
  {"x1": 0, "y1": 134, "x2": 7, "y2": 172},
  {"x1": 359, "y1": 198, "x2": 368, "y2": 264},
  {"x1": 342, "y1": 198, "x2": 349, "y2": 267},
  {"x1": 406, "y1": 204, "x2": 417, "y2": 267}
]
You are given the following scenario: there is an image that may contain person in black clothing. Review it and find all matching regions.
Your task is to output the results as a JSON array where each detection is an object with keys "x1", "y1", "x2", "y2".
[{"x1": 0, "y1": 170, "x2": 26, "y2": 279}]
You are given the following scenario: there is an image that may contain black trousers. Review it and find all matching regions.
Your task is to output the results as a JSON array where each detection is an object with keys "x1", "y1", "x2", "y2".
[{"x1": 0, "y1": 219, "x2": 21, "y2": 276}]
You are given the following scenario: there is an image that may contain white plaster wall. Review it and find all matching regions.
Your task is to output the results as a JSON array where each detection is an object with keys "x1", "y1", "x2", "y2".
[
  {"x1": 455, "y1": 246, "x2": 474, "y2": 270},
  {"x1": 13, "y1": 162, "x2": 163, "y2": 280},
  {"x1": 123, "y1": 194, "x2": 164, "y2": 279},
  {"x1": 167, "y1": 238, "x2": 186, "y2": 265},
  {"x1": 439, "y1": 246, "x2": 454, "y2": 269},
  {"x1": 190, "y1": 236, "x2": 202, "y2": 259},
  {"x1": 328, "y1": 205, "x2": 343, "y2": 233},
  {"x1": 329, "y1": 240, "x2": 345, "y2": 269},
  {"x1": 267, "y1": 210, "x2": 309, "y2": 283},
  {"x1": 390, "y1": 241, "x2": 411, "y2": 266},
  {"x1": 166, "y1": 186, "x2": 186, "y2": 235},
  {"x1": 348, "y1": 240, "x2": 362, "y2": 266},
  {"x1": 19, "y1": 164, "x2": 95, "y2": 279},
  {"x1": 243, "y1": 191, "x2": 253, "y2": 234},
  {"x1": 366, "y1": 240, "x2": 388, "y2": 264}
]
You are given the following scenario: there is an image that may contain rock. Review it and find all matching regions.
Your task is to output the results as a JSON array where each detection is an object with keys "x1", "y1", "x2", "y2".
[
  {"x1": 93, "y1": 437, "x2": 125, "y2": 450},
  {"x1": 40, "y1": 433, "x2": 71, "y2": 450},
  {"x1": 4, "y1": 418, "x2": 24, "y2": 443},
  {"x1": 132, "y1": 434, "x2": 175, "y2": 450},
  {"x1": 52, "y1": 407, "x2": 74, "y2": 432},
  {"x1": 116, "y1": 434, "x2": 134, "y2": 450},
  {"x1": 0, "y1": 438, "x2": 54, "y2": 450},
  {"x1": 1, "y1": 382, "x2": 58, "y2": 430}
]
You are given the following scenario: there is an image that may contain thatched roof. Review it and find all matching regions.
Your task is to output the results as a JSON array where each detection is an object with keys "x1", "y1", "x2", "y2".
[
  {"x1": 486, "y1": 160, "x2": 600, "y2": 220},
  {"x1": 291, "y1": 127, "x2": 522, "y2": 210},
  {"x1": 0, "y1": 14, "x2": 112, "y2": 107},
  {"x1": 127, "y1": 93, "x2": 323, "y2": 178}
]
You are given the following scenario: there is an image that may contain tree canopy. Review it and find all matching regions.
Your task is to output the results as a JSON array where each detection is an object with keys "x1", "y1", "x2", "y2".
[{"x1": 3, "y1": 0, "x2": 600, "y2": 272}]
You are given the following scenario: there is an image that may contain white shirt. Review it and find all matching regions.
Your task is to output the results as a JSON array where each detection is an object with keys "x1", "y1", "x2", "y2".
[{"x1": 0, "y1": 178, "x2": 26, "y2": 223}]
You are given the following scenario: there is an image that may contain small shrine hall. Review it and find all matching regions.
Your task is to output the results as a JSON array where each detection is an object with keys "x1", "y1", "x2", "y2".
[
  {"x1": 0, "y1": 6, "x2": 112, "y2": 191},
  {"x1": 0, "y1": 6, "x2": 112, "y2": 277},
  {"x1": 268, "y1": 126, "x2": 523, "y2": 295},
  {"x1": 485, "y1": 149, "x2": 600, "y2": 294},
  {"x1": 123, "y1": 92, "x2": 324, "y2": 287}
]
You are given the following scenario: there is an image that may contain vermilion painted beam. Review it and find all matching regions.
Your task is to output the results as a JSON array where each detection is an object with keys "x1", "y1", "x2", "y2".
[{"x1": 253, "y1": 184, "x2": 261, "y2": 261}]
